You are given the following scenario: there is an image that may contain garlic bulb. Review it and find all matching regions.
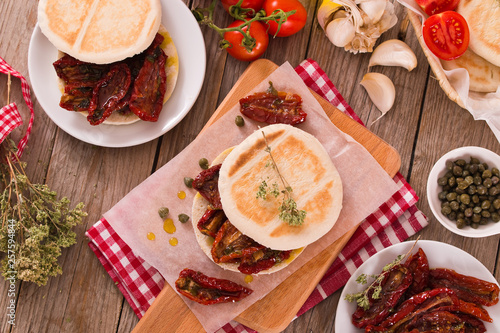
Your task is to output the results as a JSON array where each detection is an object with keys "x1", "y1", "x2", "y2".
[
  {"x1": 318, "y1": 0, "x2": 398, "y2": 54},
  {"x1": 357, "y1": 0, "x2": 386, "y2": 24},
  {"x1": 360, "y1": 72, "x2": 395, "y2": 114},
  {"x1": 369, "y1": 39, "x2": 418, "y2": 71},
  {"x1": 326, "y1": 17, "x2": 356, "y2": 47}
]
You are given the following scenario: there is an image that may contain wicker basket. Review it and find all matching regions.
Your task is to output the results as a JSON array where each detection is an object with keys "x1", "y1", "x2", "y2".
[{"x1": 407, "y1": 10, "x2": 466, "y2": 109}]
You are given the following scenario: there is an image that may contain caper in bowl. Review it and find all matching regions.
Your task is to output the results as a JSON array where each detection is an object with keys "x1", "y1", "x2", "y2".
[{"x1": 427, "y1": 147, "x2": 500, "y2": 238}]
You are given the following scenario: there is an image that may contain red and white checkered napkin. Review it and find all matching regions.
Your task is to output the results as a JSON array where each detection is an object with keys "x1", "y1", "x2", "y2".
[
  {"x1": 86, "y1": 59, "x2": 428, "y2": 333},
  {"x1": 0, "y1": 56, "x2": 34, "y2": 158}
]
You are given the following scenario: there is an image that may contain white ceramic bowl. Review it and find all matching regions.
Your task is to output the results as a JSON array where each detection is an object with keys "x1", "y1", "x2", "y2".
[{"x1": 427, "y1": 146, "x2": 500, "y2": 237}]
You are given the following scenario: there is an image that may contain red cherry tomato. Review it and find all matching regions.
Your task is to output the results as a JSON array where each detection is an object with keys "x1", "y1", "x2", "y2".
[
  {"x1": 415, "y1": 0, "x2": 460, "y2": 16},
  {"x1": 220, "y1": 0, "x2": 265, "y2": 14},
  {"x1": 223, "y1": 20, "x2": 269, "y2": 62},
  {"x1": 263, "y1": 0, "x2": 307, "y2": 37},
  {"x1": 422, "y1": 11, "x2": 469, "y2": 61}
]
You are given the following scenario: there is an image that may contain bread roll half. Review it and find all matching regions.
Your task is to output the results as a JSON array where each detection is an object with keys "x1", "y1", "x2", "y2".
[
  {"x1": 219, "y1": 124, "x2": 343, "y2": 251},
  {"x1": 38, "y1": 0, "x2": 162, "y2": 64},
  {"x1": 456, "y1": 0, "x2": 500, "y2": 67}
]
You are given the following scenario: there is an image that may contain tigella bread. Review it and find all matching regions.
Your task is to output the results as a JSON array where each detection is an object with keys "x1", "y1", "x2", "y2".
[
  {"x1": 191, "y1": 124, "x2": 343, "y2": 275},
  {"x1": 38, "y1": 0, "x2": 179, "y2": 125},
  {"x1": 38, "y1": 0, "x2": 162, "y2": 64}
]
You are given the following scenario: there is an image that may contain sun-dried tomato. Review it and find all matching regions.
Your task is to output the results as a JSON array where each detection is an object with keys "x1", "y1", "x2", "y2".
[
  {"x1": 376, "y1": 287, "x2": 493, "y2": 331},
  {"x1": 175, "y1": 268, "x2": 252, "y2": 305},
  {"x1": 129, "y1": 33, "x2": 167, "y2": 122},
  {"x1": 239, "y1": 82, "x2": 307, "y2": 125},
  {"x1": 53, "y1": 54, "x2": 108, "y2": 84},
  {"x1": 211, "y1": 220, "x2": 260, "y2": 264},
  {"x1": 59, "y1": 83, "x2": 94, "y2": 111},
  {"x1": 197, "y1": 209, "x2": 226, "y2": 238},
  {"x1": 429, "y1": 268, "x2": 500, "y2": 306},
  {"x1": 405, "y1": 248, "x2": 430, "y2": 297},
  {"x1": 192, "y1": 164, "x2": 223, "y2": 210},
  {"x1": 87, "y1": 63, "x2": 131, "y2": 125},
  {"x1": 238, "y1": 248, "x2": 291, "y2": 275},
  {"x1": 352, "y1": 264, "x2": 413, "y2": 328}
]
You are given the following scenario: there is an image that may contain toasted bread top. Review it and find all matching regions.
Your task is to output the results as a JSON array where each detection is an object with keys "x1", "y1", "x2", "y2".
[
  {"x1": 456, "y1": 0, "x2": 500, "y2": 67},
  {"x1": 39, "y1": 0, "x2": 162, "y2": 64},
  {"x1": 219, "y1": 124, "x2": 343, "y2": 251}
]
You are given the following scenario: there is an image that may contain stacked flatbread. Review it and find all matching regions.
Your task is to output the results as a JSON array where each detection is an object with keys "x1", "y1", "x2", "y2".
[
  {"x1": 192, "y1": 124, "x2": 343, "y2": 274},
  {"x1": 38, "y1": 0, "x2": 179, "y2": 125},
  {"x1": 38, "y1": 0, "x2": 162, "y2": 64},
  {"x1": 440, "y1": 0, "x2": 500, "y2": 93}
]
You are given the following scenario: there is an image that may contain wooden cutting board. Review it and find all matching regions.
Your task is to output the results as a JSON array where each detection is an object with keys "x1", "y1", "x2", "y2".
[{"x1": 132, "y1": 59, "x2": 401, "y2": 333}]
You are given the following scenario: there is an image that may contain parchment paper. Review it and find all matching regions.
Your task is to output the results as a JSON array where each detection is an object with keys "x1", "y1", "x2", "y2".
[
  {"x1": 397, "y1": 0, "x2": 500, "y2": 142},
  {"x1": 103, "y1": 62, "x2": 400, "y2": 332}
]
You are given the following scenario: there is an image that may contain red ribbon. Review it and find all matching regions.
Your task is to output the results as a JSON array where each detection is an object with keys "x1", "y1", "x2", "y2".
[{"x1": 0, "y1": 56, "x2": 34, "y2": 159}]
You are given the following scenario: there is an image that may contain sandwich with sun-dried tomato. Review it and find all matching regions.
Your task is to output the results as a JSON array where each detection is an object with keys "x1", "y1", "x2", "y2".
[
  {"x1": 37, "y1": 0, "x2": 179, "y2": 125},
  {"x1": 191, "y1": 124, "x2": 344, "y2": 275}
]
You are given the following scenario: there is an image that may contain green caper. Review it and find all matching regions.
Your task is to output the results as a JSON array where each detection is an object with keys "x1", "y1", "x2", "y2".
[
  {"x1": 476, "y1": 185, "x2": 487, "y2": 196},
  {"x1": 459, "y1": 194, "x2": 470, "y2": 205},
  {"x1": 199, "y1": 158, "x2": 209, "y2": 169},
  {"x1": 450, "y1": 201, "x2": 460, "y2": 211},
  {"x1": 184, "y1": 177, "x2": 194, "y2": 188},
  {"x1": 235, "y1": 115, "x2": 245, "y2": 127},
  {"x1": 178, "y1": 213, "x2": 190, "y2": 223},
  {"x1": 473, "y1": 206, "x2": 482, "y2": 214},
  {"x1": 456, "y1": 159, "x2": 466, "y2": 166},
  {"x1": 483, "y1": 178, "x2": 493, "y2": 188},
  {"x1": 483, "y1": 169, "x2": 493, "y2": 179},
  {"x1": 448, "y1": 176, "x2": 457, "y2": 187},
  {"x1": 481, "y1": 200, "x2": 491, "y2": 210},
  {"x1": 158, "y1": 207, "x2": 170, "y2": 220},
  {"x1": 492, "y1": 167, "x2": 500, "y2": 177},
  {"x1": 438, "y1": 177, "x2": 448, "y2": 186},
  {"x1": 464, "y1": 207, "x2": 473, "y2": 217},
  {"x1": 446, "y1": 192, "x2": 457, "y2": 201},
  {"x1": 453, "y1": 165, "x2": 463, "y2": 176},
  {"x1": 489, "y1": 186, "x2": 500, "y2": 196},
  {"x1": 493, "y1": 199, "x2": 500, "y2": 210},
  {"x1": 470, "y1": 157, "x2": 480, "y2": 165},
  {"x1": 492, "y1": 212, "x2": 500, "y2": 222},
  {"x1": 438, "y1": 191, "x2": 448, "y2": 201},
  {"x1": 441, "y1": 205, "x2": 452, "y2": 215},
  {"x1": 471, "y1": 222, "x2": 480, "y2": 229},
  {"x1": 472, "y1": 213, "x2": 481, "y2": 223},
  {"x1": 456, "y1": 218, "x2": 466, "y2": 229}
]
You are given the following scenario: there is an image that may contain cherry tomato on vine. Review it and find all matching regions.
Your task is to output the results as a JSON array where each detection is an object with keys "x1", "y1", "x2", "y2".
[
  {"x1": 415, "y1": 0, "x2": 460, "y2": 16},
  {"x1": 422, "y1": 11, "x2": 469, "y2": 60},
  {"x1": 220, "y1": 0, "x2": 265, "y2": 14},
  {"x1": 263, "y1": 0, "x2": 307, "y2": 37},
  {"x1": 223, "y1": 20, "x2": 269, "y2": 61}
]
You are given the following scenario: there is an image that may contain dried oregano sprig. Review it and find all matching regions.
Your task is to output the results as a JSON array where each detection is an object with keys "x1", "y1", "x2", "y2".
[
  {"x1": 0, "y1": 138, "x2": 87, "y2": 286},
  {"x1": 256, "y1": 131, "x2": 307, "y2": 226},
  {"x1": 344, "y1": 238, "x2": 420, "y2": 310}
]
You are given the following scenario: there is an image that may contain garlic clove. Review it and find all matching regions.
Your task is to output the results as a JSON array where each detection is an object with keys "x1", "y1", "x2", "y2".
[
  {"x1": 358, "y1": 0, "x2": 386, "y2": 24},
  {"x1": 317, "y1": 0, "x2": 343, "y2": 30},
  {"x1": 326, "y1": 17, "x2": 356, "y2": 47},
  {"x1": 360, "y1": 72, "x2": 395, "y2": 114},
  {"x1": 368, "y1": 39, "x2": 418, "y2": 71}
]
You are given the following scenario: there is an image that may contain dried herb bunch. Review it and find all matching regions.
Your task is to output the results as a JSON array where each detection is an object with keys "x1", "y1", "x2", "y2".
[
  {"x1": 0, "y1": 138, "x2": 87, "y2": 286},
  {"x1": 256, "y1": 131, "x2": 307, "y2": 226}
]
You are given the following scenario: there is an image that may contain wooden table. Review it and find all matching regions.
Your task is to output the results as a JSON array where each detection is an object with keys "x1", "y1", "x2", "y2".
[{"x1": 0, "y1": 1, "x2": 499, "y2": 332}]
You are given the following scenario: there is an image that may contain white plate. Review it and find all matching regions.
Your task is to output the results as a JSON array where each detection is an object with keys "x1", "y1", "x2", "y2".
[
  {"x1": 336, "y1": 240, "x2": 500, "y2": 332},
  {"x1": 427, "y1": 146, "x2": 500, "y2": 237},
  {"x1": 28, "y1": 0, "x2": 206, "y2": 148}
]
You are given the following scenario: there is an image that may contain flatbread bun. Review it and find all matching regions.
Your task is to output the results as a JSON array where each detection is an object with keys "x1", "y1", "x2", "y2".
[
  {"x1": 38, "y1": 0, "x2": 162, "y2": 64},
  {"x1": 57, "y1": 25, "x2": 179, "y2": 125},
  {"x1": 441, "y1": 49, "x2": 500, "y2": 93},
  {"x1": 219, "y1": 124, "x2": 343, "y2": 251},
  {"x1": 191, "y1": 147, "x2": 303, "y2": 274},
  {"x1": 456, "y1": 0, "x2": 500, "y2": 67}
]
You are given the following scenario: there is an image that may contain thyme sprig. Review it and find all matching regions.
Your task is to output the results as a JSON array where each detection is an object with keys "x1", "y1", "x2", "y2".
[
  {"x1": 256, "y1": 131, "x2": 306, "y2": 226},
  {"x1": 344, "y1": 238, "x2": 420, "y2": 310},
  {"x1": 0, "y1": 138, "x2": 87, "y2": 286}
]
